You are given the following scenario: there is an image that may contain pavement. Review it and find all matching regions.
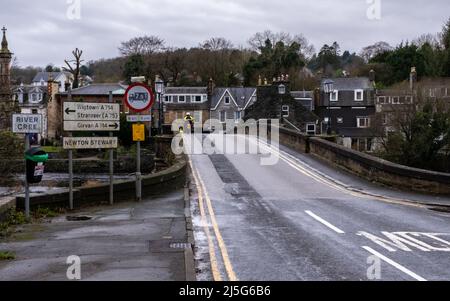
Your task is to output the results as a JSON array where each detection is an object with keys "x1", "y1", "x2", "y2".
[
  {"x1": 0, "y1": 190, "x2": 196, "y2": 281},
  {"x1": 186, "y1": 134, "x2": 450, "y2": 281}
]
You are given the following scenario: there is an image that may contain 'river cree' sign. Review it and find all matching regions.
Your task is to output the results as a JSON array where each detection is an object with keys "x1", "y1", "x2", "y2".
[
  {"x1": 63, "y1": 137, "x2": 118, "y2": 150},
  {"x1": 12, "y1": 114, "x2": 43, "y2": 134}
]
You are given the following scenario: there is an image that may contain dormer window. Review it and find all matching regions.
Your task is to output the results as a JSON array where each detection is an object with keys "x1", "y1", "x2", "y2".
[
  {"x1": 224, "y1": 96, "x2": 231, "y2": 105},
  {"x1": 354, "y1": 89, "x2": 364, "y2": 101},
  {"x1": 330, "y1": 90, "x2": 339, "y2": 102}
]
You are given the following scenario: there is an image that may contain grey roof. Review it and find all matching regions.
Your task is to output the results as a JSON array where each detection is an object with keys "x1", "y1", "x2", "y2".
[
  {"x1": 291, "y1": 91, "x2": 313, "y2": 99},
  {"x1": 13, "y1": 85, "x2": 47, "y2": 94},
  {"x1": 211, "y1": 87, "x2": 257, "y2": 109},
  {"x1": 60, "y1": 83, "x2": 128, "y2": 96},
  {"x1": 321, "y1": 77, "x2": 373, "y2": 91},
  {"x1": 165, "y1": 87, "x2": 207, "y2": 95},
  {"x1": 32, "y1": 71, "x2": 72, "y2": 83}
]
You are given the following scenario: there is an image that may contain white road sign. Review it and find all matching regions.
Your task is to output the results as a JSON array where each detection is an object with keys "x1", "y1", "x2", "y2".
[
  {"x1": 64, "y1": 102, "x2": 120, "y2": 121},
  {"x1": 63, "y1": 137, "x2": 118, "y2": 150},
  {"x1": 127, "y1": 115, "x2": 152, "y2": 123},
  {"x1": 12, "y1": 114, "x2": 42, "y2": 134},
  {"x1": 64, "y1": 121, "x2": 120, "y2": 132}
]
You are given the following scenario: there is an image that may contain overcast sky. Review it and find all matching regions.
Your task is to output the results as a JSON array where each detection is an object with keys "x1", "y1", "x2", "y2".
[{"x1": 1, "y1": 0, "x2": 449, "y2": 67}]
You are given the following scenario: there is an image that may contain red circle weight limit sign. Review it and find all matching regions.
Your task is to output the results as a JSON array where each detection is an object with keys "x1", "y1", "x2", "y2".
[{"x1": 124, "y1": 83, "x2": 155, "y2": 113}]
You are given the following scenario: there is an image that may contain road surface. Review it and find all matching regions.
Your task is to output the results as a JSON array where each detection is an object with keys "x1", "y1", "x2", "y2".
[{"x1": 184, "y1": 133, "x2": 450, "y2": 281}]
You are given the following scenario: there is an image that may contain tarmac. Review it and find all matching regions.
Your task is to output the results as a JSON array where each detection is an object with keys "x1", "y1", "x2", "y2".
[{"x1": 0, "y1": 189, "x2": 196, "y2": 281}]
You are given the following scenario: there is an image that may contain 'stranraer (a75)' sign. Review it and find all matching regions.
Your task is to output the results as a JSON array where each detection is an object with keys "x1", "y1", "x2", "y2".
[
  {"x1": 63, "y1": 102, "x2": 120, "y2": 121},
  {"x1": 63, "y1": 137, "x2": 118, "y2": 150},
  {"x1": 12, "y1": 114, "x2": 43, "y2": 134}
]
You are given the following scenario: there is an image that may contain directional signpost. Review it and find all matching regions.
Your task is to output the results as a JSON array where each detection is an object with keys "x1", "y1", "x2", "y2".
[
  {"x1": 124, "y1": 82, "x2": 155, "y2": 202},
  {"x1": 63, "y1": 100, "x2": 121, "y2": 209},
  {"x1": 12, "y1": 114, "x2": 43, "y2": 219}
]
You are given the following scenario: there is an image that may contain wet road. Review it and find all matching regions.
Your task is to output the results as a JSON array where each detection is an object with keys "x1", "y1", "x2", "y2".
[{"x1": 186, "y1": 134, "x2": 450, "y2": 281}]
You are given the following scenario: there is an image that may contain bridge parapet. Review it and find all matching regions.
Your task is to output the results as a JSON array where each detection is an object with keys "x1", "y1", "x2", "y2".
[{"x1": 274, "y1": 127, "x2": 450, "y2": 195}]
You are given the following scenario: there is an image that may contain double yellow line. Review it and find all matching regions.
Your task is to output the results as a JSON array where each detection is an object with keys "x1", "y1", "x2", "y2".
[{"x1": 185, "y1": 134, "x2": 238, "y2": 281}]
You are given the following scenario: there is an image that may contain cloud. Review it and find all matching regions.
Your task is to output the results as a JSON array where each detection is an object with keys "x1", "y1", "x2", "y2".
[{"x1": 1, "y1": 0, "x2": 449, "y2": 67}]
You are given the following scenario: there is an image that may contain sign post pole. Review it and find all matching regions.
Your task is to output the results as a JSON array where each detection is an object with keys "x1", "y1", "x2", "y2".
[
  {"x1": 24, "y1": 134, "x2": 30, "y2": 219},
  {"x1": 124, "y1": 82, "x2": 155, "y2": 203},
  {"x1": 136, "y1": 125, "x2": 142, "y2": 202},
  {"x1": 12, "y1": 114, "x2": 43, "y2": 219},
  {"x1": 109, "y1": 92, "x2": 114, "y2": 206},
  {"x1": 67, "y1": 89, "x2": 74, "y2": 210}
]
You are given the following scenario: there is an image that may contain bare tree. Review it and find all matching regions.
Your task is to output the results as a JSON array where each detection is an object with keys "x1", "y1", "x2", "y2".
[
  {"x1": 359, "y1": 41, "x2": 393, "y2": 62},
  {"x1": 119, "y1": 36, "x2": 165, "y2": 56},
  {"x1": 63, "y1": 48, "x2": 84, "y2": 89},
  {"x1": 248, "y1": 30, "x2": 315, "y2": 59},
  {"x1": 200, "y1": 37, "x2": 234, "y2": 50}
]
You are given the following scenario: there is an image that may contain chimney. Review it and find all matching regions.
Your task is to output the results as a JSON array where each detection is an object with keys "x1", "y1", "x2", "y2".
[
  {"x1": 64, "y1": 80, "x2": 71, "y2": 92},
  {"x1": 369, "y1": 69, "x2": 376, "y2": 85},
  {"x1": 207, "y1": 78, "x2": 214, "y2": 99},
  {"x1": 410, "y1": 67, "x2": 417, "y2": 91}
]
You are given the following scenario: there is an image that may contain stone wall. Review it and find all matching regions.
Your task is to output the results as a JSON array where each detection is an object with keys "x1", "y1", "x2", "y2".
[
  {"x1": 1, "y1": 155, "x2": 155, "y2": 174},
  {"x1": 275, "y1": 127, "x2": 450, "y2": 195},
  {"x1": 15, "y1": 156, "x2": 187, "y2": 210}
]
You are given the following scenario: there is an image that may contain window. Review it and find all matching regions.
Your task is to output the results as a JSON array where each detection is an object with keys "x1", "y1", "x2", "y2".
[
  {"x1": 234, "y1": 111, "x2": 241, "y2": 123},
  {"x1": 357, "y1": 117, "x2": 370, "y2": 128},
  {"x1": 186, "y1": 95, "x2": 191, "y2": 102},
  {"x1": 405, "y1": 96, "x2": 412, "y2": 103},
  {"x1": 382, "y1": 113, "x2": 388, "y2": 125},
  {"x1": 337, "y1": 117, "x2": 344, "y2": 124},
  {"x1": 172, "y1": 95, "x2": 179, "y2": 103},
  {"x1": 330, "y1": 90, "x2": 339, "y2": 102},
  {"x1": 392, "y1": 96, "x2": 400, "y2": 104},
  {"x1": 378, "y1": 96, "x2": 386, "y2": 104},
  {"x1": 306, "y1": 124, "x2": 316, "y2": 135},
  {"x1": 179, "y1": 96, "x2": 186, "y2": 103},
  {"x1": 31, "y1": 93, "x2": 37, "y2": 102},
  {"x1": 224, "y1": 96, "x2": 231, "y2": 105},
  {"x1": 354, "y1": 89, "x2": 363, "y2": 101},
  {"x1": 220, "y1": 111, "x2": 226, "y2": 123},
  {"x1": 32, "y1": 109, "x2": 38, "y2": 114},
  {"x1": 195, "y1": 96, "x2": 202, "y2": 103},
  {"x1": 282, "y1": 105, "x2": 289, "y2": 117}
]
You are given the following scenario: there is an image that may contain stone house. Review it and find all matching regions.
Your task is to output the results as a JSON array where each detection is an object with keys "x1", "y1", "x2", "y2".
[
  {"x1": 32, "y1": 71, "x2": 74, "y2": 93},
  {"x1": 209, "y1": 87, "x2": 257, "y2": 124},
  {"x1": 315, "y1": 77, "x2": 377, "y2": 152},
  {"x1": 13, "y1": 79, "x2": 60, "y2": 142}
]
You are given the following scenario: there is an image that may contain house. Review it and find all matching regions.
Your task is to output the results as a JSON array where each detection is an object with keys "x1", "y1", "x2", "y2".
[
  {"x1": 32, "y1": 71, "x2": 73, "y2": 92},
  {"x1": 13, "y1": 79, "x2": 60, "y2": 142},
  {"x1": 163, "y1": 86, "x2": 210, "y2": 126},
  {"x1": 245, "y1": 77, "x2": 319, "y2": 135},
  {"x1": 210, "y1": 87, "x2": 257, "y2": 124},
  {"x1": 315, "y1": 77, "x2": 376, "y2": 152},
  {"x1": 372, "y1": 68, "x2": 450, "y2": 149},
  {"x1": 291, "y1": 90, "x2": 315, "y2": 111}
]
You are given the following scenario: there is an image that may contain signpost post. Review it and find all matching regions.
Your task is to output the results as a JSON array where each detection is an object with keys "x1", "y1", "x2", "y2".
[
  {"x1": 124, "y1": 82, "x2": 155, "y2": 202},
  {"x1": 12, "y1": 114, "x2": 43, "y2": 219},
  {"x1": 63, "y1": 99, "x2": 120, "y2": 209}
]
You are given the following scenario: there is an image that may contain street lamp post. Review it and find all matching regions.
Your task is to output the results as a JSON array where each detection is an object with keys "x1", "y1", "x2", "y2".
[
  {"x1": 323, "y1": 79, "x2": 334, "y2": 135},
  {"x1": 155, "y1": 77, "x2": 165, "y2": 135}
]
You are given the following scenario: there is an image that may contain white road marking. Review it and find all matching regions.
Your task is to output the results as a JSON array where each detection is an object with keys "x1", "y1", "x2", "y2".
[
  {"x1": 362, "y1": 246, "x2": 427, "y2": 281},
  {"x1": 305, "y1": 210, "x2": 346, "y2": 234}
]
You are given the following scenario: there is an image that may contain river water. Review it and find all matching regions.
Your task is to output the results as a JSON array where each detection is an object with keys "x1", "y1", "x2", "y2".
[{"x1": 0, "y1": 173, "x2": 135, "y2": 197}]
